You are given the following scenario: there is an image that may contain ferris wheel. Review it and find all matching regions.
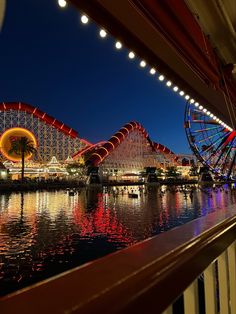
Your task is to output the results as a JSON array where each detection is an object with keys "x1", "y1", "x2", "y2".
[{"x1": 184, "y1": 101, "x2": 236, "y2": 179}]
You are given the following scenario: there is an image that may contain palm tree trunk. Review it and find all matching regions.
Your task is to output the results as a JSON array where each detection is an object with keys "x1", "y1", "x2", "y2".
[{"x1": 21, "y1": 150, "x2": 25, "y2": 181}]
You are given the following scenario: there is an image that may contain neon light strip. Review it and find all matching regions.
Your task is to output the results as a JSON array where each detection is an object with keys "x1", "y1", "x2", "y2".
[
  {"x1": 117, "y1": 131, "x2": 125, "y2": 139},
  {"x1": 100, "y1": 147, "x2": 109, "y2": 156},
  {"x1": 122, "y1": 127, "x2": 130, "y2": 133},
  {"x1": 193, "y1": 126, "x2": 220, "y2": 133},
  {"x1": 92, "y1": 153, "x2": 103, "y2": 162},
  {"x1": 107, "y1": 141, "x2": 115, "y2": 149},
  {"x1": 111, "y1": 135, "x2": 120, "y2": 143},
  {"x1": 127, "y1": 123, "x2": 134, "y2": 129}
]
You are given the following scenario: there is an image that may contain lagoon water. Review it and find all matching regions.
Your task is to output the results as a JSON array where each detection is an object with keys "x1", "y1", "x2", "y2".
[{"x1": 0, "y1": 184, "x2": 236, "y2": 296}]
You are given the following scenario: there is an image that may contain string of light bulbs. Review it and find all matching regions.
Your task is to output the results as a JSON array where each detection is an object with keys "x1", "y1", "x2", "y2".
[{"x1": 57, "y1": 0, "x2": 234, "y2": 132}]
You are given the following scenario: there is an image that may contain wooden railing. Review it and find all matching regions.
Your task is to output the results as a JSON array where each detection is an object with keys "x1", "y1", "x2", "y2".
[{"x1": 1, "y1": 207, "x2": 236, "y2": 314}]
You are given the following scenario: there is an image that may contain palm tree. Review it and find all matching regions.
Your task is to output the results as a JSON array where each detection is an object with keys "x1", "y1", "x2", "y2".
[{"x1": 8, "y1": 136, "x2": 37, "y2": 181}]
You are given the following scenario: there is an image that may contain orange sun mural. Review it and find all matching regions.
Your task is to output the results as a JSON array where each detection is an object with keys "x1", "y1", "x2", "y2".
[{"x1": 0, "y1": 127, "x2": 37, "y2": 162}]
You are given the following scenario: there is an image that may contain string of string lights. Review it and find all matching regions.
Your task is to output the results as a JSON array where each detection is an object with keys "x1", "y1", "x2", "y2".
[{"x1": 57, "y1": 0, "x2": 233, "y2": 133}]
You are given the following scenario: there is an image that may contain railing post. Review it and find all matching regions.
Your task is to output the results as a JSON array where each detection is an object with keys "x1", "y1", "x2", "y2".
[
  {"x1": 218, "y1": 251, "x2": 230, "y2": 314},
  {"x1": 227, "y1": 241, "x2": 236, "y2": 314},
  {"x1": 184, "y1": 279, "x2": 199, "y2": 314},
  {"x1": 204, "y1": 262, "x2": 217, "y2": 314}
]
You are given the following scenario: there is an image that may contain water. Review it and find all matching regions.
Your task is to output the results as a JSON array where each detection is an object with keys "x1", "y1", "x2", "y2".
[{"x1": 0, "y1": 184, "x2": 236, "y2": 296}]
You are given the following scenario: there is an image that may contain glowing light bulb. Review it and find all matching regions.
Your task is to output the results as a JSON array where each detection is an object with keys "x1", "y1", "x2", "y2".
[
  {"x1": 206, "y1": 111, "x2": 211, "y2": 115},
  {"x1": 81, "y1": 15, "x2": 89, "y2": 24},
  {"x1": 166, "y1": 81, "x2": 172, "y2": 87},
  {"x1": 179, "y1": 91, "x2": 184, "y2": 96},
  {"x1": 158, "y1": 75, "x2": 165, "y2": 81},
  {"x1": 140, "y1": 60, "x2": 146, "y2": 67},
  {"x1": 115, "y1": 41, "x2": 122, "y2": 49},
  {"x1": 99, "y1": 29, "x2": 107, "y2": 38},
  {"x1": 195, "y1": 102, "x2": 199, "y2": 107},
  {"x1": 150, "y1": 68, "x2": 156, "y2": 75},
  {"x1": 173, "y1": 86, "x2": 179, "y2": 92},
  {"x1": 203, "y1": 108, "x2": 207, "y2": 113},
  {"x1": 199, "y1": 105, "x2": 203, "y2": 110},
  {"x1": 58, "y1": 0, "x2": 67, "y2": 8},
  {"x1": 128, "y1": 51, "x2": 135, "y2": 59},
  {"x1": 185, "y1": 95, "x2": 190, "y2": 100}
]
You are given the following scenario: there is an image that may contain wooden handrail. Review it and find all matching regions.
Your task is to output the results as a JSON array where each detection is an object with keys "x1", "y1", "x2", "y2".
[{"x1": 1, "y1": 208, "x2": 236, "y2": 313}]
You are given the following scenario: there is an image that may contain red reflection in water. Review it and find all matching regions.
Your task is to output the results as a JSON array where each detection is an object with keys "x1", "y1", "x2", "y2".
[{"x1": 72, "y1": 193, "x2": 134, "y2": 245}]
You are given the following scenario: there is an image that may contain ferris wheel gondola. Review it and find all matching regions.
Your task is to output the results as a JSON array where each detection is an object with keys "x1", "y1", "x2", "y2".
[{"x1": 184, "y1": 101, "x2": 236, "y2": 179}]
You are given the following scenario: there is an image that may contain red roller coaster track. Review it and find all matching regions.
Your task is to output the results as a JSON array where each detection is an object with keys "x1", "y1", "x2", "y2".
[
  {"x1": 0, "y1": 102, "x2": 91, "y2": 146},
  {"x1": 86, "y1": 121, "x2": 179, "y2": 166}
]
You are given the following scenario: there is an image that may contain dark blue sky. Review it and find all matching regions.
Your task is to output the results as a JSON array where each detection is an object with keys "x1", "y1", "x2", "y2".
[{"x1": 0, "y1": 0, "x2": 191, "y2": 153}]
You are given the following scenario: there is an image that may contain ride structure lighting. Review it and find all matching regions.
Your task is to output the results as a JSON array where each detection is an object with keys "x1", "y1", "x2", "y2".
[{"x1": 0, "y1": 127, "x2": 37, "y2": 162}]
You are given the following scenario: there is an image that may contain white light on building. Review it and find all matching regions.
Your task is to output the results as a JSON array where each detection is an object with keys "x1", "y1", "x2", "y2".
[
  {"x1": 140, "y1": 60, "x2": 146, "y2": 67},
  {"x1": 150, "y1": 68, "x2": 156, "y2": 75},
  {"x1": 58, "y1": 0, "x2": 67, "y2": 8},
  {"x1": 81, "y1": 15, "x2": 89, "y2": 24},
  {"x1": 99, "y1": 29, "x2": 107, "y2": 38},
  {"x1": 173, "y1": 86, "x2": 179, "y2": 92},
  {"x1": 115, "y1": 41, "x2": 122, "y2": 49},
  {"x1": 128, "y1": 51, "x2": 135, "y2": 59}
]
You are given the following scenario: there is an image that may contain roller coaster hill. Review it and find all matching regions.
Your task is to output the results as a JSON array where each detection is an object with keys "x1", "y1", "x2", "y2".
[{"x1": 0, "y1": 102, "x2": 195, "y2": 181}]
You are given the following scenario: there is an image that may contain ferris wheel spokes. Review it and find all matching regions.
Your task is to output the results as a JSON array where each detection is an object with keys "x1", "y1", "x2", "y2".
[{"x1": 185, "y1": 101, "x2": 236, "y2": 179}]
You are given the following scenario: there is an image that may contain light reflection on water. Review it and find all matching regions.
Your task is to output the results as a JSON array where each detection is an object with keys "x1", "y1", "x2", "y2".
[{"x1": 0, "y1": 184, "x2": 236, "y2": 296}]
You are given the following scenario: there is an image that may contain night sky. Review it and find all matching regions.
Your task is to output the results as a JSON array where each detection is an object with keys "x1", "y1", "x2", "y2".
[{"x1": 0, "y1": 0, "x2": 191, "y2": 153}]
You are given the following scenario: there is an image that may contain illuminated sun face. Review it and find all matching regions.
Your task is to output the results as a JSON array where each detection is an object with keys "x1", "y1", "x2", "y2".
[{"x1": 0, "y1": 127, "x2": 37, "y2": 162}]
